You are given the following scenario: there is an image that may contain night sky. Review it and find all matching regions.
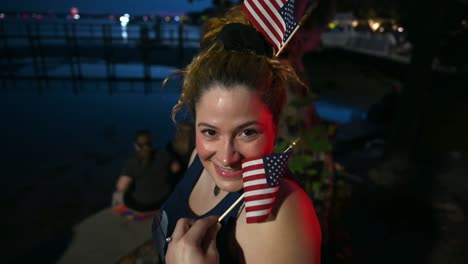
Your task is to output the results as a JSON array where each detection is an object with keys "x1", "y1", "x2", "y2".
[{"x1": 1, "y1": 0, "x2": 213, "y2": 14}]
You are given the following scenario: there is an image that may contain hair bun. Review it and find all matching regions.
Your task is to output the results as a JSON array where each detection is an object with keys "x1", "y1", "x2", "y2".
[{"x1": 216, "y1": 23, "x2": 273, "y2": 56}]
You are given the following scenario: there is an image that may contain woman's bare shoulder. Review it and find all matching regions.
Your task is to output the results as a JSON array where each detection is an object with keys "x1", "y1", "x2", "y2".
[
  {"x1": 273, "y1": 178, "x2": 322, "y2": 241},
  {"x1": 276, "y1": 178, "x2": 318, "y2": 217},
  {"x1": 235, "y1": 178, "x2": 322, "y2": 263}
]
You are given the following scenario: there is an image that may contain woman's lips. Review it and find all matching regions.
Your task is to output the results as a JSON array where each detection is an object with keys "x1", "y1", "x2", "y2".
[{"x1": 214, "y1": 163, "x2": 242, "y2": 179}]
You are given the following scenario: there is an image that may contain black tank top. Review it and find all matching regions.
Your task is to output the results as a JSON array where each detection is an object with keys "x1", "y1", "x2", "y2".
[{"x1": 152, "y1": 155, "x2": 243, "y2": 263}]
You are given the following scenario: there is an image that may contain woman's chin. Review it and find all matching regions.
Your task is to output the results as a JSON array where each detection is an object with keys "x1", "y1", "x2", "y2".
[{"x1": 216, "y1": 180, "x2": 243, "y2": 193}]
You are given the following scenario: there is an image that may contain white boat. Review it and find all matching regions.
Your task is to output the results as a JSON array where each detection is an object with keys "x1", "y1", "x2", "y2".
[{"x1": 321, "y1": 12, "x2": 411, "y2": 64}]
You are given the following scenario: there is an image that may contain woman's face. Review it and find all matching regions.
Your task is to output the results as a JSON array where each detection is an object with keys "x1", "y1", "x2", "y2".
[{"x1": 195, "y1": 85, "x2": 276, "y2": 193}]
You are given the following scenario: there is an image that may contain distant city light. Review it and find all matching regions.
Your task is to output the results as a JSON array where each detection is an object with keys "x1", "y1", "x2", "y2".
[
  {"x1": 351, "y1": 20, "x2": 359, "y2": 27},
  {"x1": 70, "y1": 7, "x2": 79, "y2": 15},
  {"x1": 328, "y1": 21, "x2": 338, "y2": 30},
  {"x1": 368, "y1": 20, "x2": 381, "y2": 32},
  {"x1": 174, "y1": 16, "x2": 180, "y2": 22},
  {"x1": 462, "y1": 20, "x2": 467, "y2": 26},
  {"x1": 120, "y1": 13, "x2": 130, "y2": 27},
  {"x1": 165, "y1": 16, "x2": 171, "y2": 22},
  {"x1": 0, "y1": 13, "x2": 5, "y2": 19},
  {"x1": 397, "y1": 27, "x2": 404, "y2": 32},
  {"x1": 392, "y1": 24, "x2": 398, "y2": 31},
  {"x1": 378, "y1": 27, "x2": 384, "y2": 32},
  {"x1": 70, "y1": 7, "x2": 79, "y2": 20}
]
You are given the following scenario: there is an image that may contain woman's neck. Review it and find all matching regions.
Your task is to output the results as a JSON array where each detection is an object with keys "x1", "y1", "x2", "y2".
[{"x1": 188, "y1": 169, "x2": 228, "y2": 216}]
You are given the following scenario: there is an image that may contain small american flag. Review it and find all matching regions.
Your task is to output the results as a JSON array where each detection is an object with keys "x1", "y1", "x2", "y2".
[
  {"x1": 242, "y1": 0, "x2": 298, "y2": 52},
  {"x1": 241, "y1": 151, "x2": 291, "y2": 223}
]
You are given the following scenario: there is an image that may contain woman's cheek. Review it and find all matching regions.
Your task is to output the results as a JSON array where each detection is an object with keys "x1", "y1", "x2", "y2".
[
  {"x1": 261, "y1": 135, "x2": 275, "y2": 155},
  {"x1": 240, "y1": 139, "x2": 268, "y2": 158},
  {"x1": 195, "y1": 136, "x2": 212, "y2": 158},
  {"x1": 195, "y1": 135, "x2": 204, "y2": 152}
]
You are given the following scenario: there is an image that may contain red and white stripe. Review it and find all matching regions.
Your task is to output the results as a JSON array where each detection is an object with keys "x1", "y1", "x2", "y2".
[
  {"x1": 242, "y1": 0, "x2": 288, "y2": 52},
  {"x1": 242, "y1": 157, "x2": 279, "y2": 223}
]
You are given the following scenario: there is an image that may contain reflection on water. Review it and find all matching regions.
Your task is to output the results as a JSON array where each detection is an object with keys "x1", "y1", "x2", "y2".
[
  {"x1": 121, "y1": 26, "x2": 128, "y2": 43},
  {"x1": 1, "y1": 80, "x2": 180, "y2": 164}
]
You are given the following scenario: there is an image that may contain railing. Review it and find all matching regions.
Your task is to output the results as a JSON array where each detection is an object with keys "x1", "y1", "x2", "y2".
[{"x1": 0, "y1": 20, "x2": 202, "y2": 81}]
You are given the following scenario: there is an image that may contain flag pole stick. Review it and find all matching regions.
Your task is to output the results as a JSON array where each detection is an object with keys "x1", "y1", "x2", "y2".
[
  {"x1": 218, "y1": 193, "x2": 244, "y2": 222},
  {"x1": 284, "y1": 137, "x2": 301, "y2": 153},
  {"x1": 218, "y1": 137, "x2": 301, "y2": 222},
  {"x1": 275, "y1": 1, "x2": 319, "y2": 57}
]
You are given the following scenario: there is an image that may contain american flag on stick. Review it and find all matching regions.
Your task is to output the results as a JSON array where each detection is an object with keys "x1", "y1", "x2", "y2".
[
  {"x1": 242, "y1": 0, "x2": 298, "y2": 53},
  {"x1": 241, "y1": 151, "x2": 292, "y2": 223}
]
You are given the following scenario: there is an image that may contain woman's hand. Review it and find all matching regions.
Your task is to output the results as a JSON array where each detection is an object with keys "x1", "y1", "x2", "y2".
[{"x1": 165, "y1": 216, "x2": 220, "y2": 264}]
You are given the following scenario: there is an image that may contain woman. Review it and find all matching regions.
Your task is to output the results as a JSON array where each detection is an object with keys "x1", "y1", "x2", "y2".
[{"x1": 152, "y1": 15, "x2": 321, "y2": 264}]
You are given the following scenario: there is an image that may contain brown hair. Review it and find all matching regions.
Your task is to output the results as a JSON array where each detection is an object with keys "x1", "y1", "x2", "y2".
[
  {"x1": 171, "y1": 6, "x2": 301, "y2": 127},
  {"x1": 200, "y1": 6, "x2": 251, "y2": 50}
]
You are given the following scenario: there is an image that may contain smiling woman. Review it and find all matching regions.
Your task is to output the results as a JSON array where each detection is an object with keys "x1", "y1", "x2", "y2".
[
  {"x1": 152, "y1": 6, "x2": 321, "y2": 264},
  {"x1": 195, "y1": 85, "x2": 277, "y2": 193}
]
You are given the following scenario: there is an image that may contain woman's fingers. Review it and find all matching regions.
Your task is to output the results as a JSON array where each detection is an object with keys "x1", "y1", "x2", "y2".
[
  {"x1": 166, "y1": 216, "x2": 221, "y2": 264},
  {"x1": 183, "y1": 216, "x2": 219, "y2": 245},
  {"x1": 171, "y1": 218, "x2": 196, "y2": 241},
  {"x1": 203, "y1": 220, "x2": 221, "y2": 255}
]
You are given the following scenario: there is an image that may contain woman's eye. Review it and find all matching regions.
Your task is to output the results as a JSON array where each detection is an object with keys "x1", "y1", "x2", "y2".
[
  {"x1": 201, "y1": 129, "x2": 217, "y2": 137},
  {"x1": 240, "y1": 129, "x2": 258, "y2": 137}
]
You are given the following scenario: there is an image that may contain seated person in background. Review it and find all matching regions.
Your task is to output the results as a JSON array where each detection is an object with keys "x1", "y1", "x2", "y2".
[{"x1": 114, "y1": 129, "x2": 179, "y2": 212}]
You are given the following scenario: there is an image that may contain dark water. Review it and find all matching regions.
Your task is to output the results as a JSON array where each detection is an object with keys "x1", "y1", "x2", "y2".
[{"x1": 1, "y1": 79, "x2": 181, "y2": 262}]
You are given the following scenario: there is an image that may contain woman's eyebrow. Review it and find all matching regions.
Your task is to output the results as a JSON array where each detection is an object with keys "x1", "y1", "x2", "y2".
[
  {"x1": 197, "y1": 121, "x2": 259, "y2": 130},
  {"x1": 236, "y1": 121, "x2": 259, "y2": 130},
  {"x1": 197, "y1": 122, "x2": 217, "y2": 129}
]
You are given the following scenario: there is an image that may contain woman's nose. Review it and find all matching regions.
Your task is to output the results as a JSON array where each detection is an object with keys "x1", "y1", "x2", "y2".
[{"x1": 220, "y1": 139, "x2": 240, "y2": 166}]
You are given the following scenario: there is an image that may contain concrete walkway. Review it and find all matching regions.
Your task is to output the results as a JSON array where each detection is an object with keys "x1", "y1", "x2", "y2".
[{"x1": 57, "y1": 208, "x2": 156, "y2": 264}]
